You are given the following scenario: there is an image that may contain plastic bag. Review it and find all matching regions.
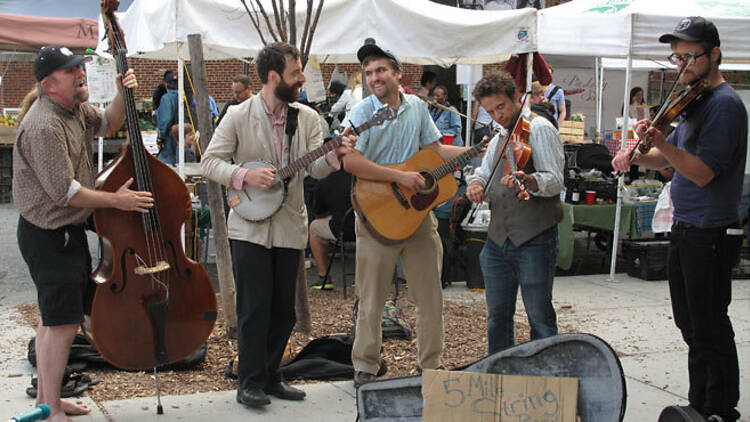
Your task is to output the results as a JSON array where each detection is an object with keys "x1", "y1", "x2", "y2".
[{"x1": 652, "y1": 182, "x2": 673, "y2": 233}]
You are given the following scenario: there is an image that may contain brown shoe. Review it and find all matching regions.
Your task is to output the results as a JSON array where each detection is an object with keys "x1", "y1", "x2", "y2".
[{"x1": 353, "y1": 371, "x2": 376, "y2": 388}]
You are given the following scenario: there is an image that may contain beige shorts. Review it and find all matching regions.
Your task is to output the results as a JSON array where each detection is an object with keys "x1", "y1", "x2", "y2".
[{"x1": 310, "y1": 216, "x2": 336, "y2": 241}]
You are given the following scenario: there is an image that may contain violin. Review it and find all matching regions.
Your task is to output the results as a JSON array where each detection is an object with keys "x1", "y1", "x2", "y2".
[
  {"x1": 630, "y1": 78, "x2": 710, "y2": 158},
  {"x1": 500, "y1": 111, "x2": 532, "y2": 201}
]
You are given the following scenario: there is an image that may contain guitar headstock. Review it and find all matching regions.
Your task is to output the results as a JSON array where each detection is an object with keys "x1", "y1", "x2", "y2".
[
  {"x1": 101, "y1": 0, "x2": 126, "y2": 54},
  {"x1": 370, "y1": 106, "x2": 398, "y2": 126}
]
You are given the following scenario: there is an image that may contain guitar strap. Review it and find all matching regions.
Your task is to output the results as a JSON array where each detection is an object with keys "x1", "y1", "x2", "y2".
[{"x1": 286, "y1": 106, "x2": 300, "y2": 140}]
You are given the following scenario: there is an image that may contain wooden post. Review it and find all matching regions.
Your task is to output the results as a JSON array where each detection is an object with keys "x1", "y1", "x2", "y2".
[{"x1": 187, "y1": 33, "x2": 237, "y2": 338}]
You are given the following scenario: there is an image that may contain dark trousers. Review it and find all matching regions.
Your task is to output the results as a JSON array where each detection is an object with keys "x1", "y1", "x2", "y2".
[
  {"x1": 230, "y1": 240, "x2": 300, "y2": 390},
  {"x1": 668, "y1": 223, "x2": 741, "y2": 421}
]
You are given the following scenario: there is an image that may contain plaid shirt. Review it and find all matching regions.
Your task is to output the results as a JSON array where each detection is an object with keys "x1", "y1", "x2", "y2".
[{"x1": 12, "y1": 94, "x2": 105, "y2": 229}]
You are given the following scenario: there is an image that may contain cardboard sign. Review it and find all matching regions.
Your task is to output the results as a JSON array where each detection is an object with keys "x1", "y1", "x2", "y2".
[{"x1": 422, "y1": 370, "x2": 578, "y2": 422}]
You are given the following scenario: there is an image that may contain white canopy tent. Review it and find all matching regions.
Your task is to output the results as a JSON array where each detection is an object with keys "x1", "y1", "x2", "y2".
[
  {"x1": 538, "y1": 0, "x2": 750, "y2": 282},
  {"x1": 98, "y1": 0, "x2": 537, "y2": 64},
  {"x1": 97, "y1": 0, "x2": 538, "y2": 173}
]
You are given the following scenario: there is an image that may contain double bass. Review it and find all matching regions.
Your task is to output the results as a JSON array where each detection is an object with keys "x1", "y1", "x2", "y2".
[{"x1": 84, "y1": 0, "x2": 217, "y2": 372}]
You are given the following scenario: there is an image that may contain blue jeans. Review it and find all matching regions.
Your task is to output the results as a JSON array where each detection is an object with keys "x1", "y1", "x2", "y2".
[{"x1": 480, "y1": 227, "x2": 558, "y2": 354}]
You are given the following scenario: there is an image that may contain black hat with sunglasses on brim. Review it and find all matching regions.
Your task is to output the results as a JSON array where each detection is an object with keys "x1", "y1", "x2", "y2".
[
  {"x1": 356, "y1": 38, "x2": 402, "y2": 69},
  {"x1": 659, "y1": 16, "x2": 720, "y2": 47},
  {"x1": 33, "y1": 45, "x2": 92, "y2": 82}
]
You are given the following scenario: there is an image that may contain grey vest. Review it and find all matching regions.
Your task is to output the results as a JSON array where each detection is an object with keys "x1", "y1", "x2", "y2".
[{"x1": 487, "y1": 148, "x2": 559, "y2": 247}]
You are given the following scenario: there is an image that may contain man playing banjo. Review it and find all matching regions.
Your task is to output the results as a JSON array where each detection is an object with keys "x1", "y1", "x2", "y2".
[{"x1": 201, "y1": 42, "x2": 356, "y2": 408}]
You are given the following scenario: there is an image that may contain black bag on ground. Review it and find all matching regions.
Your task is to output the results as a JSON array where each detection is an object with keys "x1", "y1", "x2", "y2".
[
  {"x1": 28, "y1": 334, "x2": 207, "y2": 371},
  {"x1": 277, "y1": 334, "x2": 387, "y2": 381}
]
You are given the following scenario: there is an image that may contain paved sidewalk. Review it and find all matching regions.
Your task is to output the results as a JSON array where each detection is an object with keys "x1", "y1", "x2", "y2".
[{"x1": 1, "y1": 203, "x2": 748, "y2": 421}]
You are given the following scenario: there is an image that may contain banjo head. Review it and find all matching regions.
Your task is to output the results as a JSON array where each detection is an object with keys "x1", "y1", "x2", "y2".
[{"x1": 226, "y1": 161, "x2": 285, "y2": 222}]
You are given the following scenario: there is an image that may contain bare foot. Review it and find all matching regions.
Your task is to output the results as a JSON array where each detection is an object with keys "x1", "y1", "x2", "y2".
[{"x1": 61, "y1": 399, "x2": 90, "y2": 415}]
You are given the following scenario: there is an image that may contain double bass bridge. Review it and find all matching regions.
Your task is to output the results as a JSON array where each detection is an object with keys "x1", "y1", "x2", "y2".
[{"x1": 134, "y1": 260, "x2": 171, "y2": 276}]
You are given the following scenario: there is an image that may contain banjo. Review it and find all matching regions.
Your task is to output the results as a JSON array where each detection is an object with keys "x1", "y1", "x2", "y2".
[{"x1": 227, "y1": 105, "x2": 398, "y2": 221}]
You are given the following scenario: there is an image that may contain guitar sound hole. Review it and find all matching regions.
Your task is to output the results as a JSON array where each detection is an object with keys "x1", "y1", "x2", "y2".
[{"x1": 419, "y1": 172, "x2": 435, "y2": 193}]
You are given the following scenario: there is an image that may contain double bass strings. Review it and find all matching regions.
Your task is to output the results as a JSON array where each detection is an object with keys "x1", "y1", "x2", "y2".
[{"x1": 109, "y1": 21, "x2": 170, "y2": 296}]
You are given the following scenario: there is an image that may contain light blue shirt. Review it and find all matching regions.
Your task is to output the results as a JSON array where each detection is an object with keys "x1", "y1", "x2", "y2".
[
  {"x1": 545, "y1": 84, "x2": 565, "y2": 121},
  {"x1": 347, "y1": 93, "x2": 441, "y2": 165},
  {"x1": 430, "y1": 104, "x2": 463, "y2": 146}
]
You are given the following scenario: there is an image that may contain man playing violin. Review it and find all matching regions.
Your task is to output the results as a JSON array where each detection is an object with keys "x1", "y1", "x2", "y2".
[
  {"x1": 612, "y1": 17, "x2": 747, "y2": 422},
  {"x1": 201, "y1": 42, "x2": 356, "y2": 408},
  {"x1": 14, "y1": 46, "x2": 152, "y2": 422},
  {"x1": 466, "y1": 72, "x2": 564, "y2": 355}
]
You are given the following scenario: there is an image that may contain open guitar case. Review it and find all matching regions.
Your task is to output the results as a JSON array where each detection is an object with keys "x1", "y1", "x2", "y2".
[{"x1": 356, "y1": 333, "x2": 626, "y2": 421}]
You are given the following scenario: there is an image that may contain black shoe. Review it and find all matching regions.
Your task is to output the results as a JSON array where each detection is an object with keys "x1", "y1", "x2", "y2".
[
  {"x1": 353, "y1": 371, "x2": 376, "y2": 388},
  {"x1": 236, "y1": 387, "x2": 271, "y2": 407},
  {"x1": 264, "y1": 381, "x2": 306, "y2": 401}
]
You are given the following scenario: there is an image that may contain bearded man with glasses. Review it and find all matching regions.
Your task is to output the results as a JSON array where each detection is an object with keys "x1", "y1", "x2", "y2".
[{"x1": 612, "y1": 17, "x2": 747, "y2": 422}]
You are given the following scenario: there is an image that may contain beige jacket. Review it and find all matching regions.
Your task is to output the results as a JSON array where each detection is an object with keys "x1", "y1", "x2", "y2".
[{"x1": 201, "y1": 95, "x2": 335, "y2": 249}]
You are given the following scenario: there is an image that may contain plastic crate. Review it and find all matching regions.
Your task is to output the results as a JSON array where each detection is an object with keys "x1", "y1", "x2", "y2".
[
  {"x1": 0, "y1": 148, "x2": 11, "y2": 167},
  {"x1": 622, "y1": 239, "x2": 669, "y2": 280}
]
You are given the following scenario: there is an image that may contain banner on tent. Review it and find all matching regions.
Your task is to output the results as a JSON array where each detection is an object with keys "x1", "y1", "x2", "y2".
[{"x1": 303, "y1": 55, "x2": 326, "y2": 103}]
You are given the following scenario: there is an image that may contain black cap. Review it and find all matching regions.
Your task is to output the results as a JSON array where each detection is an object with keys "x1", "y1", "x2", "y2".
[
  {"x1": 356, "y1": 39, "x2": 402, "y2": 69},
  {"x1": 659, "y1": 16, "x2": 720, "y2": 47},
  {"x1": 164, "y1": 71, "x2": 178, "y2": 83},
  {"x1": 33, "y1": 45, "x2": 91, "y2": 82}
]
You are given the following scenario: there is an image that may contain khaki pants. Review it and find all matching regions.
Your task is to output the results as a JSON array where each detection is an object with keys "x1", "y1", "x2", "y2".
[{"x1": 352, "y1": 213, "x2": 444, "y2": 375}]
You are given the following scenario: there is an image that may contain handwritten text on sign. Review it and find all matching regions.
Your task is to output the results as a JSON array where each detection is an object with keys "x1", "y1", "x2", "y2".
[{"x1": 422, "y1": 370, "x2": 578, "y2": 422}]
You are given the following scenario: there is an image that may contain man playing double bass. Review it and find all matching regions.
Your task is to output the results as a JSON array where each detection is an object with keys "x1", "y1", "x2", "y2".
[
  {"x1": 201, "y1": 42, "x2": 356, "y2": 408},
  {"x1": 612, "y1": 17, "x2": 746, "y2": 422},
  {"x1": 13, "y1": 45, "x2": 152, "y2": 422}
]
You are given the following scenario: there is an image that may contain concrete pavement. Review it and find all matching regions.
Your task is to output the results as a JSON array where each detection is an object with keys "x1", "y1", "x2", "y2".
[{"x1": 1, "y1": 200, "x2": 748, "y2": 421}]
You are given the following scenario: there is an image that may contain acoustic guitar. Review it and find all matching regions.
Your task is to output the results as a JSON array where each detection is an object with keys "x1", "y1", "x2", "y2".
[
  {"x1": 352, "y1": 137, "x2": 488, "y2": 242},
  {"x1": 227, "y1": 105, "x2": 397, "y2": 222}
]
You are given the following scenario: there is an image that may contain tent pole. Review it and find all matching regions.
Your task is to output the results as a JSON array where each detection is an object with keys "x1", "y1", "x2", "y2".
[
  {"x1": 177, "y1": 47, "x2": 185, "y2": 179},
  {"x1": 595, "y1": 58, "x2": 601, "y2": 142},
  {"x1": 608, "y1": 54, "x2": 633, "y2": 283}
]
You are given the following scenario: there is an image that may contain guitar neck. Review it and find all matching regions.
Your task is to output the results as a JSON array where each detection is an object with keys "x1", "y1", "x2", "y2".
[
  {"x1": 432, "y1": 138, "x2": 488, "y2": 180},
  {"x1": 277, "y1": 116, "x2": 379, "y2": 180}
]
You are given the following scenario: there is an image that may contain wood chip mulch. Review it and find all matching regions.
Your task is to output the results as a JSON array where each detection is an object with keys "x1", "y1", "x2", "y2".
[{"x1": 15, "y1": 286, "x2": 537, "y2": 402}]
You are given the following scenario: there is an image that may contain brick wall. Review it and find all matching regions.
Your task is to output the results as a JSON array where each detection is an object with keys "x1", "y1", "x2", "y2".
[{"x1": 0, "y1": 61, "x2": 36, "y2": 111}]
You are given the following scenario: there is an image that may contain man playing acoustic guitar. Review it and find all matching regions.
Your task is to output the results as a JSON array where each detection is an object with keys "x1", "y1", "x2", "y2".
[
  {"x1": 612, "y1": 17, "x2": 746, "y2": 422},
  {"x1": 202, "y1": 42, "x2": 356, "y2": 408},
  {"x1": 466, "y1": 72, "x2": 565, "y2": 356},
  {"x1": 344, "y1": 42, "x2": 472, "y2": 387}
]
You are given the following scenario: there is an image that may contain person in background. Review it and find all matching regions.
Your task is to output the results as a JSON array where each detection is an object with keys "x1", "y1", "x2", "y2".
[
  {"x1": 330, "y1": 72, "x2": 363, "y2": 124},
  {"x1": 152, "y1": 70, "x2": 172, "y2": 111},
  {"x1": 417, "y1": 70, "x2": 437, "y2": 97},
  {"x1": 530, "y1": 81, "x2": 557, "y2": 128},
  {"x1": 14, "y1": 45, "x2": 153, "y2": 422},
  {"x1": 466, "y1": 72, "x2": 564, "y2": 356},
  {"x1": 218, "y1": 75, "x2": 254, "y2": 124},
  {"x1": 156, "y1": 71, "x2": 179, "y2": 164},
  {"x1": 171, "y1": 123, "x2": 198, "y2": 163},
  {"x1": 471, "y1": 102, "x2": 496, "y2": 146},
  {"x1": 429, "y1": 85, "x2": 463, "y2": 146},
  {"x1": 544, "y1": 67, "x2": 566, "y2": 122},
  {"x1": 612, "y1": 17, "x2": 747, "y2": 422},
  {"x1": 623, "y1": 86, "x2": 647, "y2": 120},
  {"x1": 308, "y1": 168, "x2": 354, "y2": 286}
]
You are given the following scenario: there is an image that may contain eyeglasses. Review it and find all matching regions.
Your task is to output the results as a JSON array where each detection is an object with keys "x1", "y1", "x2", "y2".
[{"x1": 667, "y1": 51, "x2": 708, "y2": 65}]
